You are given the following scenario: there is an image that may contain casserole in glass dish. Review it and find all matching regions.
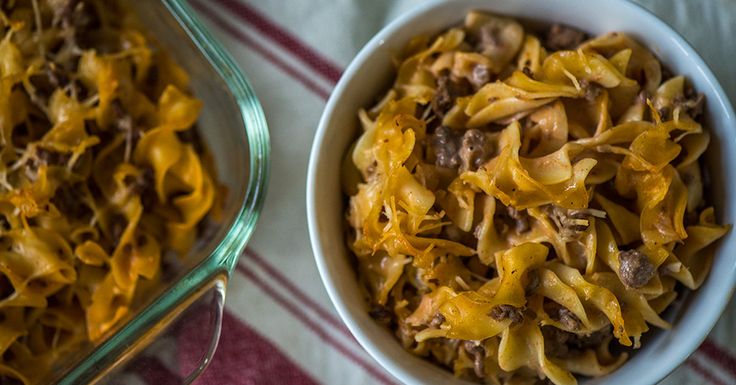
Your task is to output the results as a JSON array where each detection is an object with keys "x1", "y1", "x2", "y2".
[{"x1": 23, "y1": 0, "x2": 270, "y2": 383}]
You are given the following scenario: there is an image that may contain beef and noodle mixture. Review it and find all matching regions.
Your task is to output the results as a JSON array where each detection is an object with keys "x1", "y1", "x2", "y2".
[
  {"x1": 343, "y1": 10, "x2": 730, "y2": 385},
  {"x1": 0, "y1": 1, "x2": 217, "y2": 383}
]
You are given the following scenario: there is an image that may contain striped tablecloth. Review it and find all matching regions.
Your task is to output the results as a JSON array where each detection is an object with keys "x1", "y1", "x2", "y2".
[{"x1": 150, "y1": 1, "x2": 736, "y2": 384}]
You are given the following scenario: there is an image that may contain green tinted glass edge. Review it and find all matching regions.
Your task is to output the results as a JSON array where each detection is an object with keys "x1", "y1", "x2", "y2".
[
  {"x1": 161, "y1": 0, "x2": 271, "y2": 274},
  {"x1": 57, "y1": 0, "x2": 271, "y2": 382}
]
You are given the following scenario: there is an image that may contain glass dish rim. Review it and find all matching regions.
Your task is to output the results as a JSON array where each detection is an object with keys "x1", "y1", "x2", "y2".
[{"x1": 56, "y1": 0, "x2": 271, "y2": 383}]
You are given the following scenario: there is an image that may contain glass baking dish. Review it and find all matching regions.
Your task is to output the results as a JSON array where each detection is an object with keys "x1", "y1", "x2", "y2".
[{"x1": 37, "y1": 0, "x2": 271, "y2": 383}]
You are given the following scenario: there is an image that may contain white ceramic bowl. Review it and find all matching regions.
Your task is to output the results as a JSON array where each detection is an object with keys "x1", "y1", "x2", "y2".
[{"x1": 307, "y1": 0, "x2": 736, "y2": 384}]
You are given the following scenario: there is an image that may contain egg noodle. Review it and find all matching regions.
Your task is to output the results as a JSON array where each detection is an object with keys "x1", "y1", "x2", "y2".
[
  {"x1": 344, "y1": 11, "x2": 730, "y2": 385},
  {"x1": 0, "y1": 1, "x2": 216, "y2": 383}
]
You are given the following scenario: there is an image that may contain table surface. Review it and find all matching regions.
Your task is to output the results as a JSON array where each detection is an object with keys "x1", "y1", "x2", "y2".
[{"x1": 154, "y1": 1, "x2": 736, "y2": 384}]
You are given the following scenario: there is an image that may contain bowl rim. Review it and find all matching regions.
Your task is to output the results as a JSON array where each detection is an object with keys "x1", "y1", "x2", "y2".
[{"x1": 307, "y1": 0, "x2": 736, "y2": 384}]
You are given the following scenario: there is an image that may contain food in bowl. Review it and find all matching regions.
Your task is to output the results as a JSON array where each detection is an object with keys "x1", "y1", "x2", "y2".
[
  {"x1": 343, "y1": 10, "x2": 730, "y2": 385},
  {"x1": 0, "y1": 1, "x2": 218, "y2": 383}
]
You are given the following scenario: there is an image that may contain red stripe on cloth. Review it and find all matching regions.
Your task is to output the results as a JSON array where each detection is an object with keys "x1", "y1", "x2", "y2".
[
  {"x1": 178, "y1": 309, "x2": 318, "y2": 385},
  {"x1": 243, "y1": 248, "x2": 353, "y2": 339},
  {"x1": 687, "y1": 359, "x2": 730, "y2": 385},
  {"x1": 134, "y1": 356, "x2": 182, "y2": 385},
  {"x1": 191, "y1": 1, "x2": 332, "y2": 100},
  {"x1": 237, "y1": 264, "x2": 399, "y2": 385},
  {"x1": 698, "y1": 339, "x2": 736, "y2": 379},
  {"x1": 213, "y1": 0, "x2": 343, "y2": 84}
]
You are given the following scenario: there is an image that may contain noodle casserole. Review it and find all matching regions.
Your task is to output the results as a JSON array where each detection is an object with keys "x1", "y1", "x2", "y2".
[
  {"x1": 0, "y1": 1, "x2": 220, "y2": 382},
  {"x1": 342, "y1": 10, "x2": 730, "y2": 385}
]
